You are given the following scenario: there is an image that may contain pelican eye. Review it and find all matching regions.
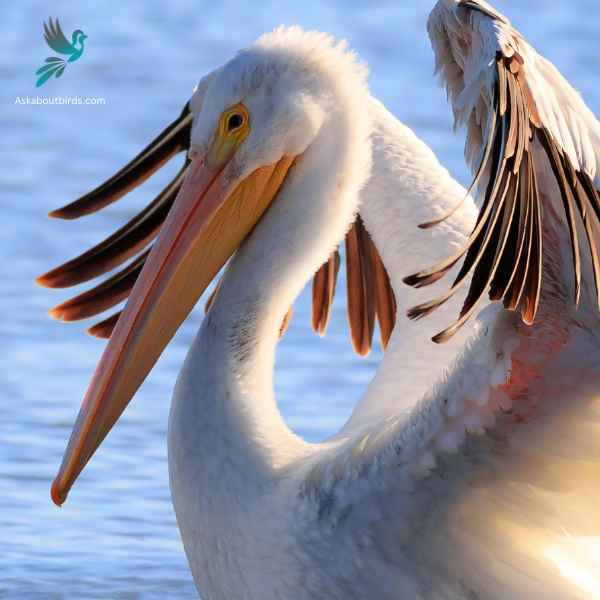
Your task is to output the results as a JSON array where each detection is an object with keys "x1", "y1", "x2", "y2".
[{"x1": 227, "y1": 113, "x2": 244, "y2": 132}]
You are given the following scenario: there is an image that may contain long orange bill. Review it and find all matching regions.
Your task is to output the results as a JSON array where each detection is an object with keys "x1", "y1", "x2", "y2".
[{"x1": 51, "y1": 153, "x2": 295, "y2": 506}]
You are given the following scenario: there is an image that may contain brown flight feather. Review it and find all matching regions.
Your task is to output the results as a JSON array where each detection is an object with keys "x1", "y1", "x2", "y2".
[
  {"x1": 406, "y1": 50, "x2": 600, "y2": 342},
  {"x1": 37, "y1": 162, "x2": 188, "y2": 289},
  {"x1": 49, "y1": 103, "x2": 192, "y2": 219},
  {"x1": 49, "y1": 249, "x2": 150, "y2": 322},
  {"x1": 368, "y1": 235, "x2": 396, "y2": 350},
  {"x1": 311, "y1": 250, "x2": 341, "y2": 336},
  {"x1": 88, "y1": 312, "x2": 121, "y2": 339},
  {"x1": 345, "y1": 216, "x2": 376, "y2": 356}
]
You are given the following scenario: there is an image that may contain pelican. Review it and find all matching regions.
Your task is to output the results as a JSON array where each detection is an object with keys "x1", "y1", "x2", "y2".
[{"x1": 39, "y1": 2, "x2": 600, "y2": 598}]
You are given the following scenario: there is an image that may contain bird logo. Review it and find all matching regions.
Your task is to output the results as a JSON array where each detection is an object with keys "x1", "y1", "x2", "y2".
[{"x1": 35, "y1": 18, "x2": 87, "y2": 88}]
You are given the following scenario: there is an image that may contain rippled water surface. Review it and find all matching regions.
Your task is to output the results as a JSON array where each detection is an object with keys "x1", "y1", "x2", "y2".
[{"x1": 2, "y1": 1, "x2": 600, "y2": 597}]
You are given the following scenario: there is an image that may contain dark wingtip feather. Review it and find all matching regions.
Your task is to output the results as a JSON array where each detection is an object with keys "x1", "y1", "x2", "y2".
[
  {"x1": 345, "y1": 216, "x2": 376, "y2": 357},
  {"x1": 88, "y1": 313, "x2": 120, "y2": 339},
  {"x1": 406, "y1": 306, "x2": 431, "y2": 322},
  {"x1": 418, "y1": 195, "x2": 470, "y2": 230},
  {"x1": 48, "y1": 103, "x2": 192, "y2": 220},
  {"x1": 46, "y1": 250, "x2": 147, "y2": 322},
  {"x1": 418, "y1": 220, "x2": 442, "y2": 230},
  {"x1": 311, "y1": 252, "x2": 340, "y2": 337},
  {"x1": 48, "y1": 306, "x2": 65, "y2": 321},
  {"x1": 36, "y1": 273, "x2": 59, "y2": 289},
  {"x1": 431, "y1": 328, "x2": 456, "y2": 344},
  {"x1": 406, "y1": 292, "x2": 452, "y2": 322},
  {"x1": 36, "y1": 269, "x2": 68, "y2": 289},
  {"x1": 369, "y1": 238, "x2": 396, "y2": 351},
  {"x1": 407, "y1": 56, "x2": 569, "y2": 339},
  {"x1": 48, "y1": 207, "x2": 81, "y2": 220},
  {"x1": 37, "y1": 264, "x2": 71, "y2": 288},
  {"x1": 403, "y1": 270, "x2": 449, "y2": 289},
  {"x1": 40, "y1": 165, "x2": 185, "y2": 289}
]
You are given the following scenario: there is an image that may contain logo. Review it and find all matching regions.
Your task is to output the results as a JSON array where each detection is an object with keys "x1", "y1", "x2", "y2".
[{"x1": 35, "y1": 18, "x2": 87, "y2": 88}]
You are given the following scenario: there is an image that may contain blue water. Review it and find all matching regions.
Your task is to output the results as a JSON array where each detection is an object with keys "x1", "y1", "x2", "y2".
[{"x1": 2, "y1": 1, "x2": 599, "y2": 597}]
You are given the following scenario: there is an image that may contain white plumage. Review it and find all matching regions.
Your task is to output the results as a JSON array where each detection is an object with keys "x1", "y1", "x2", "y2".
[
  {"x1": 169, "y1": 16, "x2": 600, "y2": 599},
  {"x1": 42, "y1": 3, "x2": 600, "y2": 599}
]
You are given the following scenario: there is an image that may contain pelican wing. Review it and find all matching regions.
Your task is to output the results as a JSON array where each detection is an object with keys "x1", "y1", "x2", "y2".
[
  {"x1": 43, "y1": 18, "x2": 75, "y2": 55},
  {"x1": 405, "y1": 0, "x2": 600, "y2": 342},
  {"x1": 299, "y1": 310, "x2": 600, "y2": 598},
  {"x1": 38, "y1": 95, "x2": 396, "y2": 355}
]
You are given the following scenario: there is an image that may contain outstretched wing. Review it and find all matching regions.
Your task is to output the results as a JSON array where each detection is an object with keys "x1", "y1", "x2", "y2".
[
  {"x1": 43, "y1": 18, "x2": 75, "y2": 55},
  {"x1": 404, "y1": 0, "x2": 600, "y2": 342},
  {"x1": 37, "y1": 92, "x2": 396, "y2": 356}
]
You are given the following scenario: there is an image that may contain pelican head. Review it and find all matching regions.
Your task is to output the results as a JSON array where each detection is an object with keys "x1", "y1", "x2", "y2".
[{"x1": 50, "y1": 27, "x2": 372, "y2": 506}]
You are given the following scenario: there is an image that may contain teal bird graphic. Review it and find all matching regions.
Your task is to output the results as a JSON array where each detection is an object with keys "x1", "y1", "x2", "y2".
[{"x1": 35, "y1": 18, "x2": 87, "y2": 87}]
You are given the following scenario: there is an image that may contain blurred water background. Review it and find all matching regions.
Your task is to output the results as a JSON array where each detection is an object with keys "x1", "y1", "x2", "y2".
[{"x1": 2, "y1": 1, "x2": 599, "y2": 597}]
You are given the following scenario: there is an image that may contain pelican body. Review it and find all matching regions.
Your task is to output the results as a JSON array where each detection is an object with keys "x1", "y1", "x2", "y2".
[
  {"x1": 168, "y1": 92, "x2": 473, "y2": 599},
  {"x1": 39, "y1": 2, "x2": 600, "y2": 598}
]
